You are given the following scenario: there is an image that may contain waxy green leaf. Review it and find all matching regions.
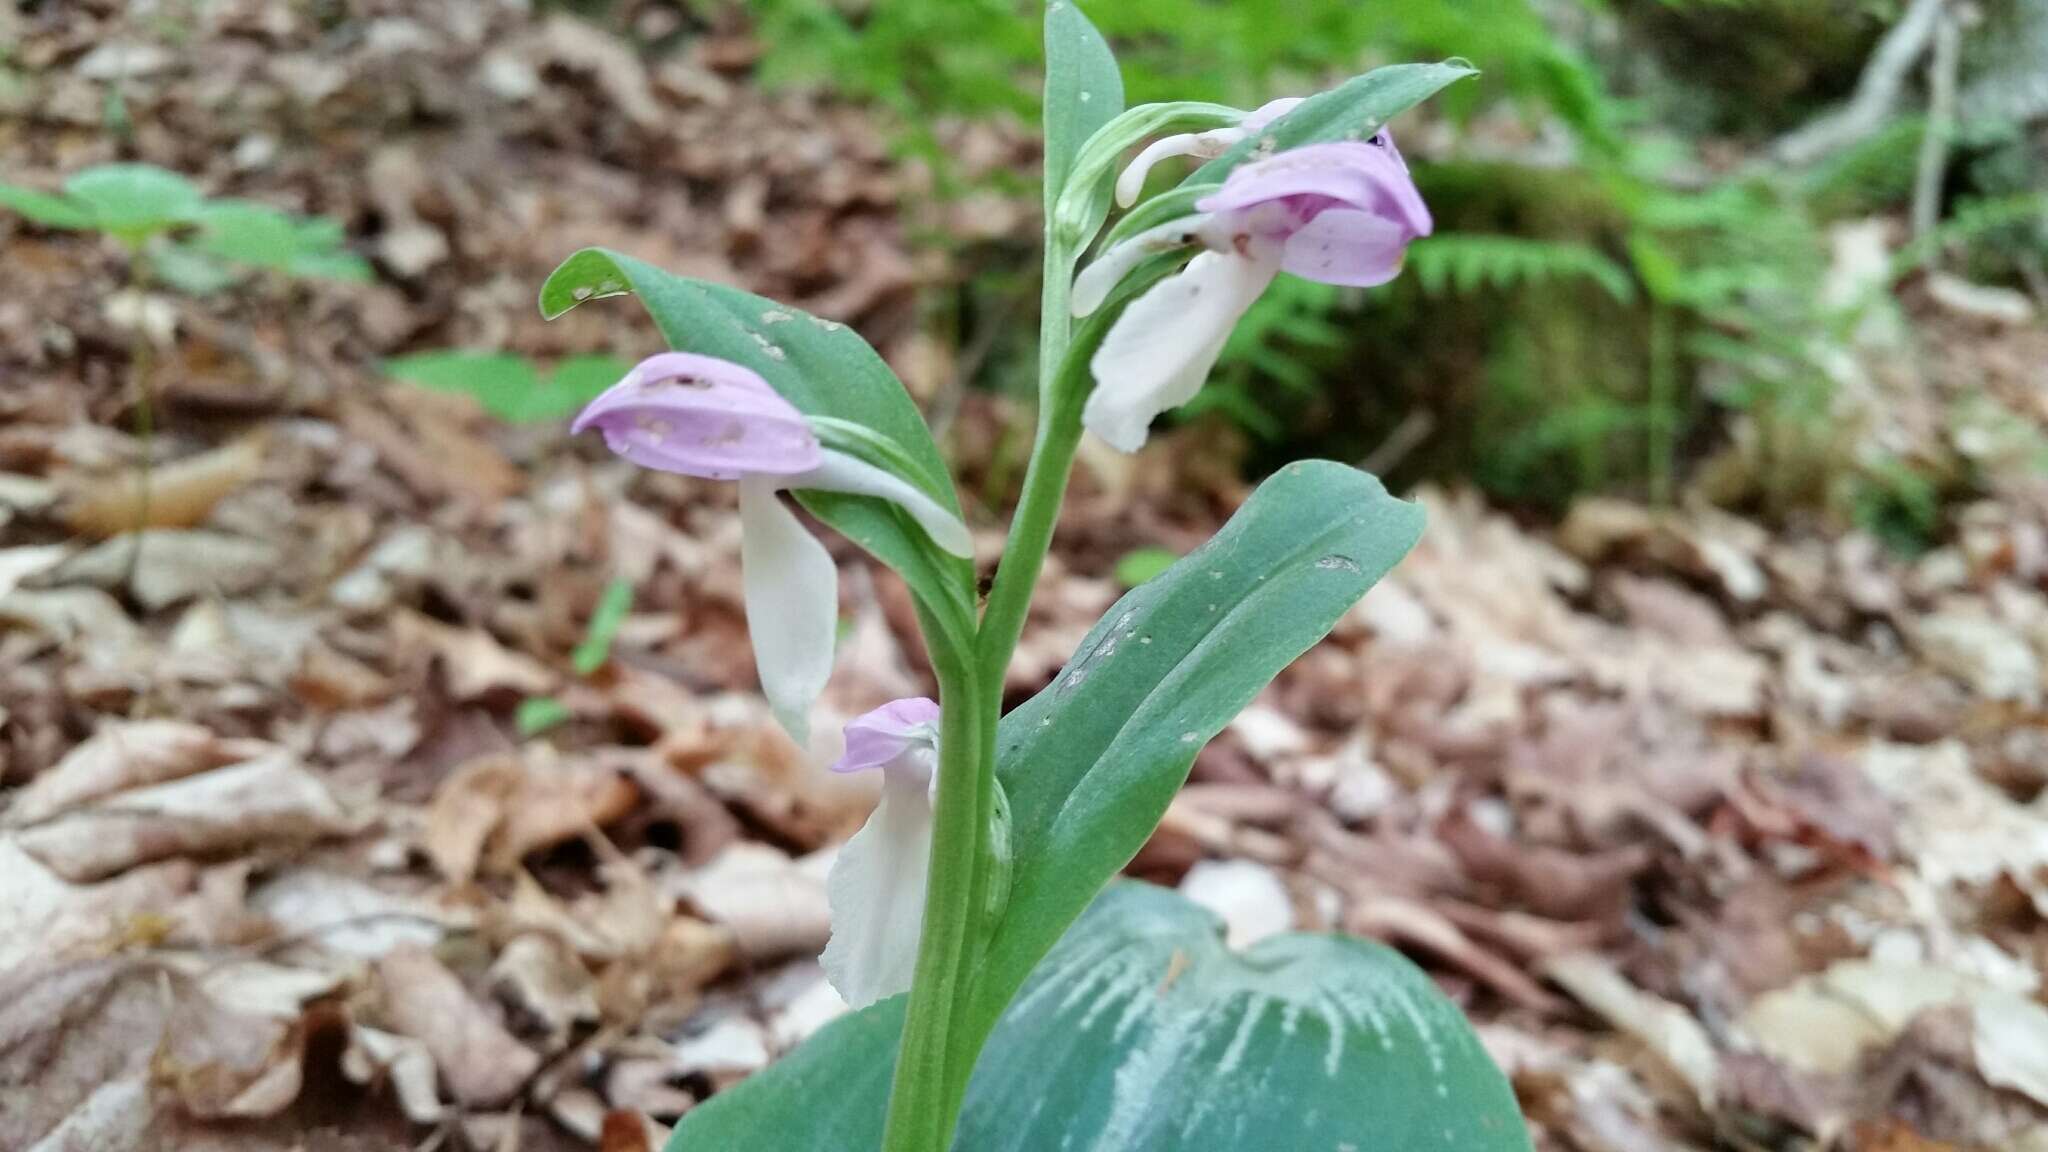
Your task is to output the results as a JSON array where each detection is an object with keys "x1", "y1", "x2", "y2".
[
  {"x1": 667, "y1": 884, "x2": 1527, "y2": 1152},
  {"x1": 539, "y1": 249, "x2": 975, "y2": 631},
  {"x1": 974, "y1": 460, "x2": 1422, "y2": 1024}
]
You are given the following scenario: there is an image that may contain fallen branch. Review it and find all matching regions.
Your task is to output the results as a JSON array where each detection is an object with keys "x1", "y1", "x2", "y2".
[{"x1": 1770, "y1": 0, "x2": 1947, "y2": 166}]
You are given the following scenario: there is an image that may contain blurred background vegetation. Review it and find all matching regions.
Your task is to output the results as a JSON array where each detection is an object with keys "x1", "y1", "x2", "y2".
[{"x1": 660, "y1": 0, "x2": 2048, "y2": 549}]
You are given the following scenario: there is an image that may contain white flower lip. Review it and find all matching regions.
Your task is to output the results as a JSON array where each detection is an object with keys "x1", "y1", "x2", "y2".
[{"x1": 821, "y1": 697, "x2": 943, "y2": 1008}]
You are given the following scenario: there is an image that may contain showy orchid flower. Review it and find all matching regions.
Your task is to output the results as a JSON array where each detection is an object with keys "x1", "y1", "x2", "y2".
[
  {"x1": 820, "y1": 697, "x2": 940, "y2": 1008},
  {"x1": 573, "y1": 355, "x2": 972, "y2": 743},
  {"x1": 1112, "y1": 96, "x2": 1303, "y2": 208},
  {"x1": 1073, "y1": 132, "x2": 1432, "y2": 452}
]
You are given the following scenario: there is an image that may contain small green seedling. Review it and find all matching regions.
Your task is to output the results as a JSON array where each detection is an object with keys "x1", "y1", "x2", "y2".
[
  {"x1": 520, "y1": 578, "x2": 636, "y2": 738},
  {"x1": 0, "y1": 163, "x2": 370, "y2": 290},
  {"x1": 383, "y1": 351, "x2": 634, "y2": 424}
]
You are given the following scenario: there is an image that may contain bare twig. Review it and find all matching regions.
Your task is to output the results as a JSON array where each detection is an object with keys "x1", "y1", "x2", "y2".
[
  {"x1": 1358, "y1": 409, "x2": 1434, "y2": 478},
  {"x1": 1770, "y1": 0, "x2": 1947, "y2": 166},
  {"x1": 1911, "y1": 7, "x2": 1964, "y2": 244}
]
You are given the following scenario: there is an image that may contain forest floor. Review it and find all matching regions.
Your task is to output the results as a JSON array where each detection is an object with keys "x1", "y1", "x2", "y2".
[{"x1": 6, "y1": 5, "x2": 2048, "y2": 1151}]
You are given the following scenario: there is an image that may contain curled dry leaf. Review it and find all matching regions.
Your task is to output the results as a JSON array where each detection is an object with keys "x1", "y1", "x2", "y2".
[
  {"x1": 0, "y1": 959, "x2": 318, "y2": 1146},
  {"x1": 0, "y1": 840, "x2": 203, "y2": 973},
  {"x1": 669, "y1": 843, "x2": 831, "y2": 961},
  {"x1": 0, "y1": 544, "x2": 68, "y2": 599},
  {"x1": 0, "y1": 586, "x2": 141, "y2": 649},
  {"x1": 248, "y1": 867, "x2": 460, "y2": 960},
  {"x1": 1545, "y1": 951, "x2": 1720, "y2": 1110},
  {"x1": 15, "y1": 750, "x2": 352, "y2": 882},
  {"x1": 7, "y1": 720, "x2": 265, "y2": 825},
  {"x1": 397, "y1": 611, "x2": 557, "y2": 702},
  {"x1": 490, "y1": 933, "x2": 601, "y2": 1044},
  {"x1": 50, "y1": 530, "x2": 282, "y2": 612},
  {"x1": 342, "y1": 1026, "x2": 445, "y2": 1124},
  {"x1": 58, "y1": 433, "x2": 267, "y2": 538},
  {"x1": 424, "y1": 754, "x2": 639, "y2": 882},
  {"x1": 340, "y1": 395, "x2": 522, "y2": 506},
  {"x1": 374, "y1": 944, "x2": 541, "y2": 1108}
]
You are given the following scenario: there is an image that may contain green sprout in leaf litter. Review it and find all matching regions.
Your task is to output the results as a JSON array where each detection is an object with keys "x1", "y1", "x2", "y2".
[
  {"x1": 535, "y1": 7, "x2": 1527, "y2": 1151},
  {"x1": 0, "y1": 161, "x2": 374, "y2": 569}
]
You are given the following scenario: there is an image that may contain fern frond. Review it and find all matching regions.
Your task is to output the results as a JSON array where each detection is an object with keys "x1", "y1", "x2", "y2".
[
  {"x1": 1889, "y1": 193, "x2": 2048, "y2": 281},
  {"x1": 1406, "y1": 234, "x2": 1637, "y2": 303}
]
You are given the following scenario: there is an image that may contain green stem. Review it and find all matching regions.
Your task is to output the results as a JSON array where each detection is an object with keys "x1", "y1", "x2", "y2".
[
  {"x1": 879, "y1": 234, "x2": 1092, "y2": 1152},
  {"x1": 976, "y1": 247, "x2": 1084, "y2": 687},
  {"x1": 123, "y1": 250, "x2": 156, "y2": 583},
  {"x1": 879, "y1": 604, "x2": 988, "y2": 1152}
]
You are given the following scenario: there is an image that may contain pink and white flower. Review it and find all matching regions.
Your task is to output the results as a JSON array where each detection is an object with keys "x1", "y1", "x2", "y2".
[
  {"x1": 574, "y1": 355, "x2": 970, "y2": 743},
  {"x1": 820, "y1": 697, "x2": 942, "y2": 1007},
  {"x1": 1075, "y1": 133, "x2": 1432, "y2": 452}
]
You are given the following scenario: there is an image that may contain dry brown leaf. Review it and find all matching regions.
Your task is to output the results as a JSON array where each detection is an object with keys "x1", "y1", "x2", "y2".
[
  {"x1": 8, "y1": 720, "x2": 265, "y2": 825},
  {"x1": 1971, "y1": 993, "x2": 2048, "y2": 1109},
  {"x1": 1545, "y1": 951, "x2": 1720, "y2": 1109},
  {"x1": 0, "y1": 545, "x2": 68, "y2": 599},
  {"x1": 341, "y1": 395, "x2": 521, "y2": 506},
  {"x1": 0, "y1": 958, "x2": 315, "y2": 1144},
  {"x1": 670, "y1": 843, "x2": 830, "y2": 961},
  {"x1": 15, "y1": 751, "x2": 352, "y2": 882},
  {"x1": 248, "y1": 867, "x2": 459, "y2": 960},
  {"x1": 490, "y1": 933, "x2": 601, "y2": 1044},
  {"x1": 397, "y1": 610, "x2": 557, "y2": 701},
  {"x1": 59, "y1": 433, "x2": 267, "y2": 538},
  {"x1": 424, "y1": 754, "x2": 639, "y2": 882},
  {"x1": 342, "y1": 1025, "x2": 445, "y2": 1123},
  {"x1": 0, "y1": 840, "x2": 209, "y2": 972},
  {"x1": 375, "y1": 944, "x2": 540, "y2": 1107},
  {"x1": 0, "y1": 586, "x2": 141, "y2": 649},
  {"x1": 50, "y1": 530, "x2": 282, "y2": 611},
  {"x1": 1860, "y1": 740, "x2": 2048, "y2": 913}
]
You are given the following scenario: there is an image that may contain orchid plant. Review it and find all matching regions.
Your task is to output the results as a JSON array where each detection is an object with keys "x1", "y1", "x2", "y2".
[{"x1": 546, "y1": 7, "x2": 1526, "y2": 1151}]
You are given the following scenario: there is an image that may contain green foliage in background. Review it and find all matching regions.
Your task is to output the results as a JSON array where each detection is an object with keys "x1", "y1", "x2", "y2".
[
  {"x1": 383, "y1": 352, "x2": 634, "y2": 424},
  {"x1": 0, "y1": 163, "x2": 370, "y2": 290},
  {"x1": 729, "y1": 0, "x2": 2048, "y2": 539}
]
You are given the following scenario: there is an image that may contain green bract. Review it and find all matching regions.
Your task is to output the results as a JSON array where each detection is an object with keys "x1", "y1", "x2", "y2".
[
  {"x1": 1041, "y1": 1, "x2": 1125, "y2": 223},
  {"x1": 670, "y1": 884, "x2": 1529, "y2": 1152}
]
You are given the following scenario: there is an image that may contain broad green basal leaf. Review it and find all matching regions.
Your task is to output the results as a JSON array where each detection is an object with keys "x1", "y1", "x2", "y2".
[
  {"x1": 955, "y1": 883, "x2": 1529, "y2": 1152},
  {"x1": 665, "y1": 883, "x2": 1528, "y2": 1152},
  {"x1": 976, "y1": 460, "x2": 1422, "y2": 1027},
  {"x1": 539, "y1": 249, "x2": 974, "y2": 625}
]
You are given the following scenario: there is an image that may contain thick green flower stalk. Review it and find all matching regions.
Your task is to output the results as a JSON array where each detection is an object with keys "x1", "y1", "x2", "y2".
[{"x1": 544, "y1": 6, "x2": 1526, "y2": 1151}]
